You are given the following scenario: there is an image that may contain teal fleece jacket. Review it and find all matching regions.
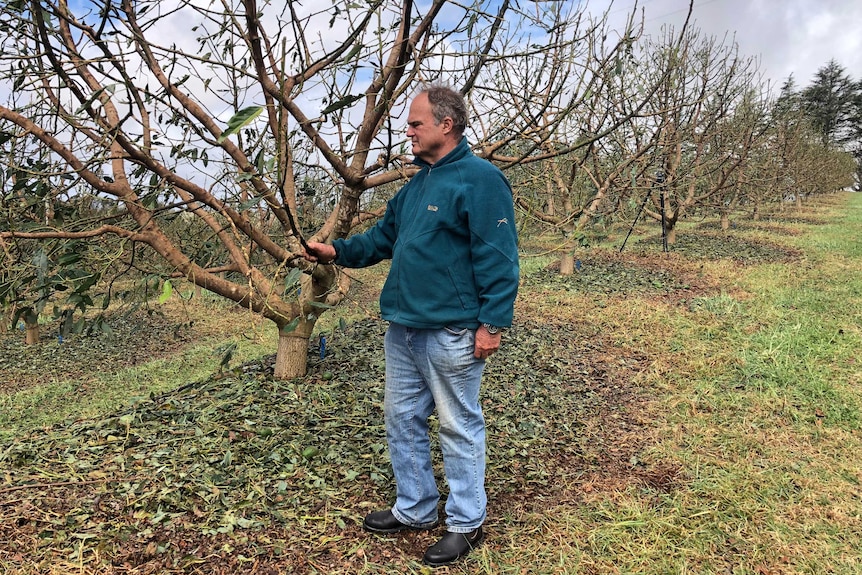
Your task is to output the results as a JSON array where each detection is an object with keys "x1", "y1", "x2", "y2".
[{"x1": 332, "y1": 137, "x2": 519, "y2": 329}]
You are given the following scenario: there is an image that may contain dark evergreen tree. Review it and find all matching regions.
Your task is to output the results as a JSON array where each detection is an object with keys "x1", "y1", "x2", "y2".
[
  {"x1": 775, "y1": 75, "x2": 801, "y2": 116},
  {"x1": 850, "y1": 79, "x2": 862, "y2": 189},
  {"x1": 801, "y1": 60, "x2": 857, "y2": 147},
  {"x1": 801, "y1": 61, "x2": 861, "y2": 189}
]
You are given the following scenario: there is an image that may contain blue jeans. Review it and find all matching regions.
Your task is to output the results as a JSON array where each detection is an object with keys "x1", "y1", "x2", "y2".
[{"x1": 383, "y1": 323, "x2": 487, "y2": 533}]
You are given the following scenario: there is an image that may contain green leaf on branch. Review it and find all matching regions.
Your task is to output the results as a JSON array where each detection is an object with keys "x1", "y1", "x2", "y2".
[
  {"x1": 158, "y1": 280, "x2": 173, "y2": 304},
  {"x1": 281, "y1": 317, "x2": 300, "y2": 333},
  {"x1": 217, "y1": 342, "x2": 237, "y2": 368},
  {"x1": 341, "y1": 43, "x2": 363, "y2": 64},
  {"x1": 217, "y1": 106, "x2": 263, "y2": 144},
  {"x1": 284, "y1": 268, "x2": 302, "y2": 290},
  {"x1": 75, "y1": 84, "x2": 116, "y2": 114},
  {"x1": 238, "y1": 197, "x2": 260, "y2": 211},
  {"x1": 320, "y1": 94, "x2": 363, "y2": 115}
]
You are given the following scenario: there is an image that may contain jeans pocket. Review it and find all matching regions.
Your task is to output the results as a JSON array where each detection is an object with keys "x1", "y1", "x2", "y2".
[{"x1": 444, "y1": 326, "x2": 470, "y2": 336}]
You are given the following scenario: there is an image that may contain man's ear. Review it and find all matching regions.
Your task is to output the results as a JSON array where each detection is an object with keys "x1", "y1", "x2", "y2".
[{"x1": 441, "y1": 116, "x2": 454, "y2": 134}]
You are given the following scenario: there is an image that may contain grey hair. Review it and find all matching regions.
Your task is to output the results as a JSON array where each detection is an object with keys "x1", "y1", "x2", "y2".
[{"x1": 421, "y1": 84, "x2": 468, "y2": 136}]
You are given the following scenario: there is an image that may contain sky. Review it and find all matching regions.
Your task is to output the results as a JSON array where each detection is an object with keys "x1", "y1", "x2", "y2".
[
  {"x1": 6, "y1": 1, "x2": 860, "y2": 106},
  {"x1": 589, "y1": 0, "x2": 862, "y2": 92}
]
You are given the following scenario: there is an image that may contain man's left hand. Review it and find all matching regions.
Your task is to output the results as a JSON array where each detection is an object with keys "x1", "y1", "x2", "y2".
[{"x1": 474, "y1": 325, "x2": 501, "y2": 359}]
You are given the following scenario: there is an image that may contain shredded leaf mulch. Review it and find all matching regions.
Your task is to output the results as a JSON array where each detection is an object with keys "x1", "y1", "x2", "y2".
[
  {"x1": 633, "y1": 231, "x2": 803, "y2": 264},
  {"x1": 521, "y1": 248, "x2": 716, "y2": 300},
  {"x1": 0, "y1": 316, "x2": 648, "y2": 574},
  {"x1": 0, "y1": 304, "x2": 242, "y2": 394}
]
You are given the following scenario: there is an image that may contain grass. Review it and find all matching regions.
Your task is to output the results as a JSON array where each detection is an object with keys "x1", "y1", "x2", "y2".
[
  {"x1": 503, "y1": 194, "x2": 862, "y2": 574},
  {"x1": 0, "y1": 334, "x2": 267, "y2": 441},
  {"x1": 576, "y1": 193, "x2": 862, "y2": 574},
  {"x1": 2, "y1": 193, "x2": 862, "y2": 574}
]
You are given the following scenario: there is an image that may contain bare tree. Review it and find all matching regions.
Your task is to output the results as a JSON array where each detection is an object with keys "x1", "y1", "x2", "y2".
[
  {"x1": 727, "y1": 78, "x2": 857, "y2": 221},
  {"x1": 503, "y1": 3, "x2": 694, "y2": 272},
  {"x1": 704, "y1": 85, "x2": 772, "y2": 231},
  {"x1": 633, "y1": 27, "x2": 763, "y2": 243}
]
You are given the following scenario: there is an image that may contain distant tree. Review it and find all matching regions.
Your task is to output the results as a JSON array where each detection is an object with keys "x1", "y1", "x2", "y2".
[
  {"x1": 849, "y1": 78, "x2": 862, "y2": 189},
  {"x1": 708, "y1": 85, "x2": 772, "y2": 230},
  {"x1": 775, "y1": 75, "x2": 802, "y2": 117},
  {"x1": 801, "y1": 60, "x2": 858, "y2": 149},
  {"x1": 632, "y1": 27, "x2": 765, "y2": 244},
  {"x1": 752, "y1": 76, "x2": 814, "y2": 212},
  {"x1": 506, "y1": 6, "x2": 695, "y2": 273},
  {"x1": 798, "y1": 61, "x2": 861, "y2": 190}
]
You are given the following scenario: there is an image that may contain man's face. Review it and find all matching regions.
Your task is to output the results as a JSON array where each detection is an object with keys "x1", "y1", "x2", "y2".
[{"x1": 406, "y1": 93, "x2": 454, "y2": 164}]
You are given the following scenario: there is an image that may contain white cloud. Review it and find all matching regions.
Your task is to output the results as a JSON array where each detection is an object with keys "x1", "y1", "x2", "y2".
[{"x1": 589, "y1": 0, "x2": 862, "y2": 91}]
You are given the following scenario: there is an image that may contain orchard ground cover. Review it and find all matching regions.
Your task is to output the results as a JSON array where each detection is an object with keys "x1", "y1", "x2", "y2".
[{"x1": 1, "y1": 193, "x2": 860, "y2": 574}]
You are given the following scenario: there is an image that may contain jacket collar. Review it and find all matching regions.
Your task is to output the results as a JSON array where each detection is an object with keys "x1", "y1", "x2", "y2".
[{"x1": 412, "y1": 136, "x2": 471, "y2": 169}]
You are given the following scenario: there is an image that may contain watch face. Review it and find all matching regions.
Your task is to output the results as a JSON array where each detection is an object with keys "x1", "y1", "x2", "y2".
[{"x1": 483, "y1": 324, "x2": 500, "y2": 334}]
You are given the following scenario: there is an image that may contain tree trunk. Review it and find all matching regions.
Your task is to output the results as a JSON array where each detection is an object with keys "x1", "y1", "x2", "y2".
[
  {"x1": 720, "y1": 212, "x2": 730, "y2": 231},
  {"x1": 667, "y1": 226, "x2": 677, "y2": 245},
  {"x1": 273, "y1": 312, "x2": 318, "y2": 380},
  {"x1": 559, "y1": 252, "x2": 575, "y2": 276},
  {"x1": 267, "y1": 266, "x2": 345, "y2": 379},
  {"x1": 25, "y1": 321, "x2": 39, "y2": 345},
  {"x1": 274, "y1": 331, "x2": 309, "y2": 379}
]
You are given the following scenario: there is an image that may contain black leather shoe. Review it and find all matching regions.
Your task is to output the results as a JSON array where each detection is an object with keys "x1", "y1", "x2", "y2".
[
  {"x1": 422, "y1": 527, "x2": 484, "y2": 566},
  {"x1": 362, "y1": 509, "x2": 438, "y2": 534}
]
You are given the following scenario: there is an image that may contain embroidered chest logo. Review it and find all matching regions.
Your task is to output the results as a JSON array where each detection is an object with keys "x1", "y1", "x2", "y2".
[
  {"x1": 427, "y1": 205, "x2": 438, "y2": 212},
  {"x1": 497, "y1": 218, "x2": 509, "y2": 227}
]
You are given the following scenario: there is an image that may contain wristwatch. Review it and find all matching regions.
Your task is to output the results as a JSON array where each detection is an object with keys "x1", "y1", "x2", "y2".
[{"x1": 482, "y1": 323, "x2": 501, "y2": 334}]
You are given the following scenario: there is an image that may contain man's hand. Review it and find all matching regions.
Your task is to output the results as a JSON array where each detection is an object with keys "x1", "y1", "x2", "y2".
[
  {"x1": 474, "y1": 325, "x2": 502, "y2": 359},
  {"x1": 303, "y1": 242, "x2": 336, "y2": 264}
]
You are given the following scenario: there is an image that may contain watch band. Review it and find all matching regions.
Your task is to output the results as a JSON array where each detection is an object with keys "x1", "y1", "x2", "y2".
[{"x1": 482, "y1": 323, "x2": 501, "y2": 334}]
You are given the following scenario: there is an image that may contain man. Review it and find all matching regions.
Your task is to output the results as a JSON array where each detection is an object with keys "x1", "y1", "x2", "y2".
[{"x1": 303, "y1": 84, "x2": 518, "y2": 566}]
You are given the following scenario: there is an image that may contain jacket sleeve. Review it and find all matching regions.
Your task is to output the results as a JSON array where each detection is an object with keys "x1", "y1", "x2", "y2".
[
  {"x1": 465, "y1": 166, "x2": 519, "y2": 327},
  {"x1": 332, "y1": 196, "x2": 399, "y2": 269}
]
